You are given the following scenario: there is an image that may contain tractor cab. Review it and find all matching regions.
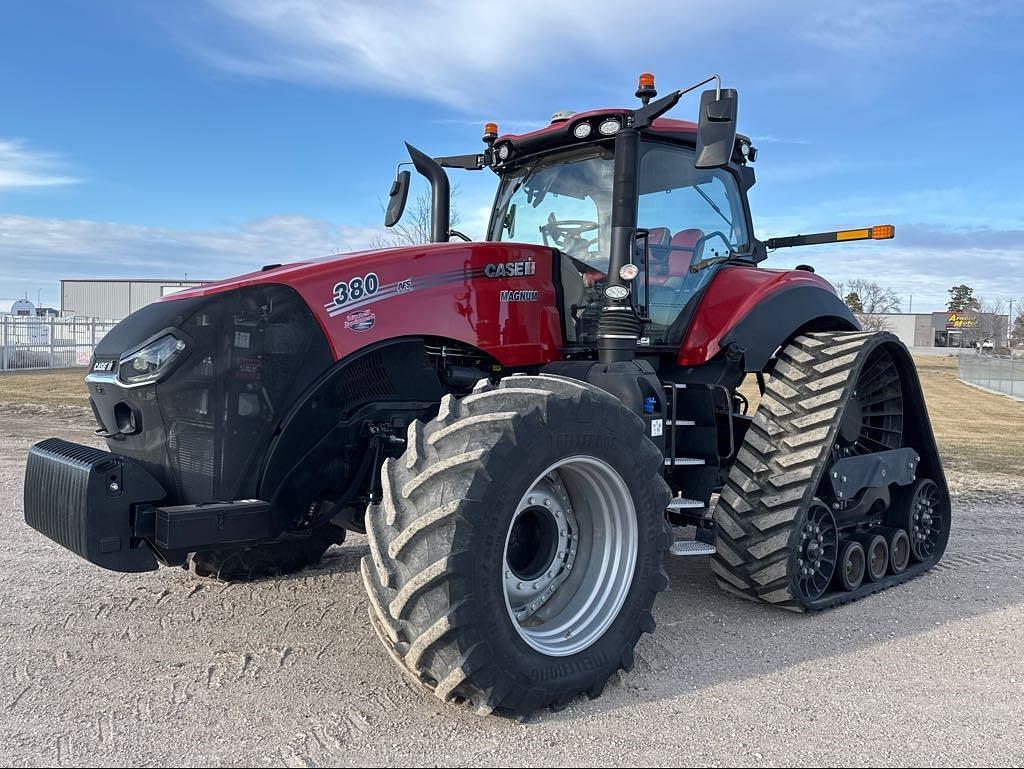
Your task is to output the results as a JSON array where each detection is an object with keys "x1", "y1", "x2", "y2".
[
  {"x1": 486, "y1": 136, "x2": 753, "y2": 345},
  {"x1": 387, "y1": 73, "x2": 762, "y2": 358}
]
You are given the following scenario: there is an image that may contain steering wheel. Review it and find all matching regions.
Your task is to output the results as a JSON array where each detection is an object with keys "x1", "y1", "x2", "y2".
[{"x1": 540, "y1": 214, "x2": 599, "y2": 256}]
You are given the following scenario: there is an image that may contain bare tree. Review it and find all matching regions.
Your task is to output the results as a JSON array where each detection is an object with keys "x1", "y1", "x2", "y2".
[
  {"x1": 973, "y1": 297, "x2": 1009, "y2": 348},
  {"x1": 371, "y1": 186, "x2": 462, "y2": 248},
  {"x1": 1011, "y1": 298, "x2": 1024, "y2": 348},
  {"x1": 836, "y1": 279, "x2": 901, "y2": 332}
]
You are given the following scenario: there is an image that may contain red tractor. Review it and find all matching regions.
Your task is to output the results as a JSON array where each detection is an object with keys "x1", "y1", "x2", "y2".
[{"x1": 24, "y1": 74, "x2": 948, "y2": 717}]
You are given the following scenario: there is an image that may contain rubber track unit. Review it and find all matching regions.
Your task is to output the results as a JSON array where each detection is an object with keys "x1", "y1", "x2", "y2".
[
  {"x1": 188, "y1": 525, "x2": 346, "y2": 582},
  {"x1": 361, "y1": 374, "x2": 671, "y2": 717},
  {"x1": 711, "y1": 331, "x2": 949, "y2": 612}
]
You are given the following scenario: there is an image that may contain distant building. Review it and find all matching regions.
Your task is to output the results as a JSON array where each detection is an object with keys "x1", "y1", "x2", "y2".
[
  {"x1": 60, "y1": 279, "x2": 208, "y2": 320},
  {"x1": 862, "y1": 311, "x2": 1009, "y2": 348},
  {"x1": 8, "y1": 298, "x2": 35, "y2": 317}
]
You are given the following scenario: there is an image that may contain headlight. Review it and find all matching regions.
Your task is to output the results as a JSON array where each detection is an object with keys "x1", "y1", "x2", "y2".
[
  {"x1": 619, "y1": 263, "x2": 640, "y2": 281},
  {"x1": 117, "y1": 334, "x2": 187, "y2": 386},
  {"x1": 604, "y1": 285, "x2": 629, "y2": 300},
  {"x1": 598, "y1": 118, "x2": 621, "y2": 136}
]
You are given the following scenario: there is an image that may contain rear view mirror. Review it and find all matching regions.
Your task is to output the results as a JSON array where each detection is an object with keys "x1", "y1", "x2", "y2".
[
  {"x1": 695, "y1": 88, "x2": 738, "y2": 169},
  {"x1": 384, "y1": 169, "x2": 411, "y2": 227}
]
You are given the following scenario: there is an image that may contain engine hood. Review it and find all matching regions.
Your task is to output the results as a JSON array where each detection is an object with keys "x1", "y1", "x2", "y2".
[
  {"x1": 162, "y1": 243, "x2": 467, "y2": 302},
  {"x1": 159, "y1": 241, "x2": 565, "y2": 367}
]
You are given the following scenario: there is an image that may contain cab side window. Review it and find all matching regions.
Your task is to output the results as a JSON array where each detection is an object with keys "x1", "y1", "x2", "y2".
[{"x1": 635, "y1": 143, "x2": 748, "y2": 339}]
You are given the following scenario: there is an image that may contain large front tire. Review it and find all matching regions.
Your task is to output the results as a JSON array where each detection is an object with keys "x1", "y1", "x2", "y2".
[{"x1": 361, "y1": 374, "x2": 671, "y2": 717}]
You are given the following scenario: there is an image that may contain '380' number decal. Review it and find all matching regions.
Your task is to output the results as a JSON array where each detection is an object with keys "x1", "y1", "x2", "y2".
[{"x1": 332, "y1": 272, "x2": 379, "y2": 306}]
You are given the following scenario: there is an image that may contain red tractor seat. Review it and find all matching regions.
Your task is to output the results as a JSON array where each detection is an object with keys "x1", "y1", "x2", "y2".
[{"x1": 648, "y1": 228, "x2": 703, "y2": 286}]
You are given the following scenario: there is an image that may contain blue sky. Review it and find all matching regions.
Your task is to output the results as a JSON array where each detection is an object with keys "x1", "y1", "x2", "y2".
[{"x1": 2, "y1": 0, "x2": 1022, "y2": 313}]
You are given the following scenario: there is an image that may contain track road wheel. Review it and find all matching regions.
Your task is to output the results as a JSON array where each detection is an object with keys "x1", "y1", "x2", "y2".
[
  {"x1": 188, "y1": 524, "x2": 345, "y2": 581},
  {"x1": 711, "y1": 330, "x2": 947, "y2": 611},
  {"x1": 836, "y1": 540, "x2": 866, "y2": 591},
  {"x1": 854, "y1": 533, "x2": 889, "y2": 583},
  {"x1": 880, "y1": 527, "x2": 911, "y2": 574},
  {"x1": 361, "y1": 374, "x2": 671, "y2": 717}
]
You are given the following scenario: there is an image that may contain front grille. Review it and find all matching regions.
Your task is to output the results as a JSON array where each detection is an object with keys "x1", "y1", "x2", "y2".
[{"x1": 89, "y1": 284, "x2": 333, "y2": 506}]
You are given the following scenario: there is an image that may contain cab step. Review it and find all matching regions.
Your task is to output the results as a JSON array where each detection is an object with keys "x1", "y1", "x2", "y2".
[
  {"x1": 669, "y1": 540, "x2": 716, "y2": 557},
  {"x1": 667, "y1": 496, "x2": 704, "y2": 511},
  {"x1": 664, "y1": 457, "x2": 705, "y2": 466}
]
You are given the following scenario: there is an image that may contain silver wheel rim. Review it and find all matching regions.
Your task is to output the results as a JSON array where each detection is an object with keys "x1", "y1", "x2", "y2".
[{"x1": 502, "y1": 455, "x2": 638, "y2": 657}]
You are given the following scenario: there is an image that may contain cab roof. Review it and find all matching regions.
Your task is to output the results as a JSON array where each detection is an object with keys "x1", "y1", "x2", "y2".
[
  {"x1": 492, "y1": 107, "x2": 749, "y2": 169},
  {"x1": 496, "y1": 108, "x2": 698, "y2": 145}
]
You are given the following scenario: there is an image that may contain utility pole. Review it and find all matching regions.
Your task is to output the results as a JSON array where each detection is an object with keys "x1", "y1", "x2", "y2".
[{"x1": 1010, "y1": 298, "x2": 1015, "y2": 348}]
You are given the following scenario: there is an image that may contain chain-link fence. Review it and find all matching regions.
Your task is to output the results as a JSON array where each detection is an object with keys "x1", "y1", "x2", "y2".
[
  {"x1": 1, "y1": 316, "x2": 116, "y2": 371},
  {"x1": 958, "y1": 351, "x2": 1023, "y2": 400}
]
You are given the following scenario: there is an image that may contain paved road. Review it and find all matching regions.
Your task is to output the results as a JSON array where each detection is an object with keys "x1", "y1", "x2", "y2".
[{"x1": 1, "y1": 409, "x2": 1022, "y2": 767}]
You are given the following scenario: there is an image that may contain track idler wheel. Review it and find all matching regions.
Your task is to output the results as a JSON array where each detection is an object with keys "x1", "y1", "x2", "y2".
[
  {"x1": 794, "y1": 501, "x2": 839, "y2": 602},
  {"x1": 836, "y1": 540, "x2": 866, "y2": 591},
  {"x1": 908, "y1": 478, "x2": 945, "y2": 562}
]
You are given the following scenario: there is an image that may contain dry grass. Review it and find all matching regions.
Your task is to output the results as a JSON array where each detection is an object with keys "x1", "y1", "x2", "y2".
[
  {"x1": 912, "y1": 356, "x2": 1024, "y2": 475},
  {"x1": 1, "y1": 357, "x2": 1021, "y2": 475},
  {"x1": 0, "y1": 368, "x2": 90, "y2": 409}
]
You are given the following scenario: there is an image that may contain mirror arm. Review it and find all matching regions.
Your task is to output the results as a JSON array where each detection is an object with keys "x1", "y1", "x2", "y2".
[{"x1": 633, "y1": 74, "x2": 721, "y2": 128}]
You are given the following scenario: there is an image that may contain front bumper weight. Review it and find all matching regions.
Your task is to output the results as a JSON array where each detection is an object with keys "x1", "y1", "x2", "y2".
[{"x1": 24, "y1": 438, "x2": 165, "y2": 572}]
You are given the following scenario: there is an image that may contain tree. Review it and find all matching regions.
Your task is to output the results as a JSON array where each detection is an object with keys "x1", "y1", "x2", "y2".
[
  {"x1": 843, "y1": 291, "x2": 863, "y2": 313},
  {"x1": 970, "y1": 297, "x2": 1009, "y2": 347},
  {"x1": 836, "y1": 279, "x2": 901, "y2": 332},
  {"x1": 947, "y1": 284, "x2": 979, "y2": 313},
  {"x1": 371, "y1": 185, "x2": 462, "y2": 248},
  {"x1": 1010, "y1": 299, "x2": 1024, "y2": 348}
]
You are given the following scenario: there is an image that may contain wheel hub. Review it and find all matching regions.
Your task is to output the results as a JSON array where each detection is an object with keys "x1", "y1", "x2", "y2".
[
  {"x1": 503, "y1": 483, "x2": 576, "y2": 620},
  {"x1": 839, "y1": 395, "x2": 863, "y2": 443},
  {"x1": 502, "y1": 456, "x2": 637, "y2": 657}
]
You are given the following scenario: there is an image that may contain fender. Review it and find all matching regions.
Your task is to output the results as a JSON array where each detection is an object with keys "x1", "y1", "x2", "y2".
[
  {"x1": 258, "y1": 337, "x2": 445, "y2": 519},
  {"x1": 678, "y1": 266, "x2": 858, "y2": 371}
]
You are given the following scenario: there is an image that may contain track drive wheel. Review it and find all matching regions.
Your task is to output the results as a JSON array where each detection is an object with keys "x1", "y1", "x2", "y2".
[{"x1": 361, "y1": 374, "x2": 671, "y2": 717}]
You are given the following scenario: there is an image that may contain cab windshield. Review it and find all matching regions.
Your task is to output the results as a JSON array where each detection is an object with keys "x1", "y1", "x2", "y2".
[
  {"x1": 489, "y1": 141, "x2": 750, "y2": 344},
  {"x1": 489, "y1": 147, "x2": 614, "y2": 272}
]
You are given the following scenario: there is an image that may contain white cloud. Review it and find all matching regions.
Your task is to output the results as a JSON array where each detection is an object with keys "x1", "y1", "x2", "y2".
[
  {"x1": 0, "y1": 139, "x2": 79, "y2": 189},
  {"x1": 0, "y1": 213, "x2": 384, "y2": 301},
  {"x1": 181, "y1": 0, "x2": 1009, "y2": 109}
]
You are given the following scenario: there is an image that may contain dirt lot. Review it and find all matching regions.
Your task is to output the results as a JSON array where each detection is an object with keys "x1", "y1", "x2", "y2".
[{"x1": 1, "y1": 364, "x2": 1023, "y2": 767}]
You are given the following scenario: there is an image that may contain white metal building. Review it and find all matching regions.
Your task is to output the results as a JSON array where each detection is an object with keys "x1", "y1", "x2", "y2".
[{"x1": 60, "y1": 279, "x2": 208, "y2": 320}]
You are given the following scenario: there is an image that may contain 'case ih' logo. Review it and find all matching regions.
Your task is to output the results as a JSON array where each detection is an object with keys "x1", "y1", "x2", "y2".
[
  {"x1": 485, "y1": 259, "x2": 536, "y2": 278},
  {"x1": 344, "y1": 310, "x2": 376, "y2": 332},
  {"x1": 92, "y1": 359, "x2": 115, "y2": 372}
]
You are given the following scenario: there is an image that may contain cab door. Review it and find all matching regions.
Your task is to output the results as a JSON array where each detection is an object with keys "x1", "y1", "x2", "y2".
[{"x1": 634, "y1": 142, "x2": 751, "y2": 344}]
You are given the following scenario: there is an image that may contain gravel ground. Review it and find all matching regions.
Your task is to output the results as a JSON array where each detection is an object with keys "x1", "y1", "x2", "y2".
[{"x1": 1, "y1": 408, "x2": 1023, "y2": 767}]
